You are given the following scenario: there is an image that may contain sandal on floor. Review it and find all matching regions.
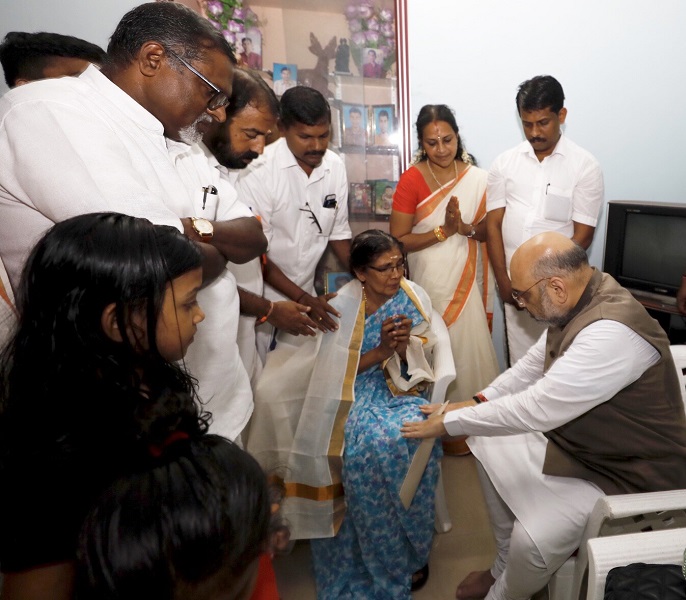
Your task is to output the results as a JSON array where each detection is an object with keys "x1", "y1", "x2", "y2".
[{"x1": 411, "y1": 563, "x2": 430, "y2": 592}]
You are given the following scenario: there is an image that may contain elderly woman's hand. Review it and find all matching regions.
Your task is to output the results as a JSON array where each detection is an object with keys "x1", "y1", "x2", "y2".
[{"x1": 390, "y1": 315, "x2": 413, "y2": 360}]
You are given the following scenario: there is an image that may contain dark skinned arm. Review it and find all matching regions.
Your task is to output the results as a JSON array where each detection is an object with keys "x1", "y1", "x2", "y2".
[
  {"x1": 486, "y1": 207, "x2": 516, "y2": 306},
  {"x1": 237, "y1": 287, "x2": 318, "y2": 336},
  {"x1": 262, "y1": 258, "x2": 340, "y2": 332},
  {"x1": 181, "y1": 216, "x2": 267, "y2": 264},
  {"x1": 571, "y1": 222, "x2": 596, "y2": 250}
]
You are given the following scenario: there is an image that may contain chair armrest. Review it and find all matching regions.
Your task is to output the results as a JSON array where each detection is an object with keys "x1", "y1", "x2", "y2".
[
  {"x1": 428, "y1": 309, "x2": 456, "y2": 404},
  {"x1": 586, "y1": 528, "x2": 686, "y2": 600}
]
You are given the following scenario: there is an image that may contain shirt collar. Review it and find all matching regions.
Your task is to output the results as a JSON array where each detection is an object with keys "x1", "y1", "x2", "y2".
[{"x1": 520, "y1": 132, "x2": 567, "y2": 160}]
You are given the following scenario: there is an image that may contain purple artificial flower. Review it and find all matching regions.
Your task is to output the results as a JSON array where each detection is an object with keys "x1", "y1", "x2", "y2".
[
  {"x1": 209, "y1": 19, "x2": 223, "y2": 31},
  {"x1": 358, "y1": 3, "x2": 373, "y2": 19},
  {"x1": 379, "y1": 8, "x2": 393, "y2": 22},
  {"x1": 228, "y1": 19, "x2": 245, "y2": 33},
  {"x1": 222, "y1": 30, "x2": 236, "y2": 45},
  {"x1": 380, "y1": 23, "x2": 394, "y2": 38},
  {"x1": 367, "y1": 17, "x2": 380, "y2": 31},
  {"x1": 232, "y1": 7, "x2": 245, "y2": 21},
  {"x1": 351, "y1": 31, "x2": 367, "y2": 46},
  {"x1": 345, "y1": 4, "x2": 358, "y2": 19},
  {"x1": 348, "y1": 18, "x2": 362, "y2": 33},
  {"x1": 206, "y1": 0, "x2": 223, "y2": 17},
  {"x1": 365, "y1": 30, "x2": 380, "y2": 44}
]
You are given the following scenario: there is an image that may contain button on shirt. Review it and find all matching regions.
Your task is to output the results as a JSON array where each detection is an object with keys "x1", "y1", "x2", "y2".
[
  {"x1": 237, "y1": 137, "x2": 352, "y2": 302},
  {"x1": 487, "y1": 135, "x2": 604, "y2": 268}
]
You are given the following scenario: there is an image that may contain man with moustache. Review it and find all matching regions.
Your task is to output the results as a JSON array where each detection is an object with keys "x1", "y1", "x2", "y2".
[
  {"x1": 486, "y1": 75, "x2": 604, "y2": 366},
  {"x1": 0, "y1": 3, "x2": 266, "y2": 448},
  {"x1": 201, "y1": 67, "x2": 320, "y2": 384},
  {"x1": 402, "y1": 232, "x2": 686, "y2": 600},
  {"x1": 237, "y1": 86, "x2": 352, "y2": 355}
]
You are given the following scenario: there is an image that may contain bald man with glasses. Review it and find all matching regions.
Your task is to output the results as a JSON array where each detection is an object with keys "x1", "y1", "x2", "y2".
[{"x1": 402, "y1": 232, "x2": 686, "y2": 600}]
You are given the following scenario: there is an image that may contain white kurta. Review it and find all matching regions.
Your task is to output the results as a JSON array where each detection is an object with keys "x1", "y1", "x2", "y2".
[
  {"x1": 444, "y1": 321, "x2": 659, "y2": 563},
  {"x1": 0, "y1": 65, "x2": 252, "y2": 441},
  {"x1": 236, "y1": 137, "x2": 352, "y2": 302}
]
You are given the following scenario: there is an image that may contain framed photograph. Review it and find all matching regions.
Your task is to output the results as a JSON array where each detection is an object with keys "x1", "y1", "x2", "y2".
[
  {"x1": 325, "y1": 271, "x2": 354, "y2": 294},
  {"x1": 372, "y1": 105, "x2": 395, "y2": 147},
  {"x1": 362, "y1": 47, "x2": 384, "y2": 78},
  {"x1": 238, "y1": 29, "x2": 262, "y2": 70},
  {"x1": 340, "y1": 102, "x2": 368, "y2": 147},
  {"x1": 273, "y1": 63, "x2": 297, "y2": 97},
  {"x1": 349, "y1": 182, "x2": 373, "y2": 219},
  {"x1": 372, "y1": 179, "x2": 397, "y2": 219}
]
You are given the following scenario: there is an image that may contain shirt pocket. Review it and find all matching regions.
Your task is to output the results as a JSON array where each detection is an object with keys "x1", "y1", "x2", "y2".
[
  {"x1": 543, "y1": 185, "x2": 572, "y2": 222},
  {"x1": 316, "y1": 205, "x2": 337, "y2": 237}
]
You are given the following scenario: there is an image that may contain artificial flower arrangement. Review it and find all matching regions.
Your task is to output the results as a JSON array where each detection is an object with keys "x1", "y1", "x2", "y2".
[
  {"x1": 344, "y1": 1, "x2": 396, "y2": 76},
  {"x1": 204, "y1": 0, "x2": 261, "y2": 49}
]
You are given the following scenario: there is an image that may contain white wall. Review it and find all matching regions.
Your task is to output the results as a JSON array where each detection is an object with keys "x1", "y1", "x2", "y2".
[
  {"x1": 408, "y1": 0, "x2": 686, "y2": 368},
  {"x1": 0, "y1": 0, "x2": 139, "y2": 95}
]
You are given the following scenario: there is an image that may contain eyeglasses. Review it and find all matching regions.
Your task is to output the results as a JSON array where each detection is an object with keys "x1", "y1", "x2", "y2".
[
  {"x1": 166, "y1": 48, "x2": 230, "y2": 111},
  {"x1": 511, "y1": 277, "x2": 550, "y2": 307},
  {"x1": 367, "y1": 259, "x2": 405, "y2": 275},
  {"x1": 299, "y1": 202, "x2": 322, "y2": 234}
]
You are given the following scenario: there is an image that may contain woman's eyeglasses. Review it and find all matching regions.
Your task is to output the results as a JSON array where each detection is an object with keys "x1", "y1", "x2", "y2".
[
  {"x1": 166, "y1": 48, "x2": 230, "y2": 111},
  {"x1": 368, "y1": 259, "x2": 405, "y2": 275}
]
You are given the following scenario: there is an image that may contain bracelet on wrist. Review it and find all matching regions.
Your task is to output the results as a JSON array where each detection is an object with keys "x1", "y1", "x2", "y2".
[
  {"x1": 472, "y1": 393, "x2": 488, "y2": 404},
  {"x1": 434, "y1": 226, "x2": 447, "y2": 243},
  {"x1": 256, "y1": 301, "x2": 274, "y2": 325}
]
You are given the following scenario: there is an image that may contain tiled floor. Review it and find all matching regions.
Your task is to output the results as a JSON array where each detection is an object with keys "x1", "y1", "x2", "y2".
[{"x1": 272, "y1": 453, "x2": 497, "y2": 599}]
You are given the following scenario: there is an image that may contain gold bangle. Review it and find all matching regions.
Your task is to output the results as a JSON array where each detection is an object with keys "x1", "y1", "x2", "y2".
[{"x1": 434, "y1": 226, "x2": 447, "y2": 242}]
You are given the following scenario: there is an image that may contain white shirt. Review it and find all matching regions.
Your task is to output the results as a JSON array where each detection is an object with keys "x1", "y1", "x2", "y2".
[
  {"x1": 0, "y1": 65, "x2": 252, "y2": 441},
  {"x1": 443, "y1": 320, "x2": 659, "y2": 436},
  {"x1": 487, "y1": 135, "x2": 604, "y2": 268},
  {"x1": 274, "y1": 78, "x2": 296, "y2": 96},
  {"x1": 236, "y1": 137, "x2": 352, "y2": 302}
]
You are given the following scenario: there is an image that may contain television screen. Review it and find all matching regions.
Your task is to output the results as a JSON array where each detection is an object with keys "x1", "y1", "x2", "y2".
[
  {"x1": 604, "y1": 201, "x2": 686, "y2": 301},
  {"x1": 621, "y1": 212, "x2": 685, "y2": 291}
]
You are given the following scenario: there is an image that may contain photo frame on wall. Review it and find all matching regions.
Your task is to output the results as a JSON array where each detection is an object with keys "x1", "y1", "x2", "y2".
[
  {"x1": 372, "y1": 179, "x2": 397, "y2": 219},
  {"x1": 273, "y1": 63, "x2": 297, "y2": 97},
  {"x1": 238, "y1": 29, "x2": 262, "y2": 70},
  {"x1": 348, "y1": 182, "x2": 373, "y2": 219},
  {"x1": 372, "y1": 104, "x2": 395, "y2": 147},
  {"x1": 362, "y1": 47, "x2": 384, "y2": 78},
  {"x1": 325, "y1": 271, "x2": 354, "y2": 294},
  {"x1": 340, "y1": 102, "x2": 368, "y2": 147}
]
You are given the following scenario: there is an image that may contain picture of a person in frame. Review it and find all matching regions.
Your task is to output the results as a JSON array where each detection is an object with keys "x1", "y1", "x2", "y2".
[
  {"x1": 343, "y1": 105, "x2": 367, "y2": 146},
  {"x1": 362, "y1": 48, "x2": 383, "y2": 78},
  {"x1": 273, "y1": 63, "x2": 296, "y2": 96},
  {"x1": 239, "y1": 35, "x2": 262, "y2": 70},
  {"x1": 374, "y1": 108, "x2": 393, "y2": 146}
]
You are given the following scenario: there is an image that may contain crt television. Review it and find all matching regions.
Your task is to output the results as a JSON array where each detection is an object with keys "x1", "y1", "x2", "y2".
[{"x1": 603, "y1": 201, "x2": 686, "y2": 307}]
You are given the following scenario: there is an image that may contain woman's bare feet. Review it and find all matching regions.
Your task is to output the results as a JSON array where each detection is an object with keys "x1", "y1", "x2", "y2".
[{"x1": 455, "y1": 570, "x2": 496, "y2": 599}]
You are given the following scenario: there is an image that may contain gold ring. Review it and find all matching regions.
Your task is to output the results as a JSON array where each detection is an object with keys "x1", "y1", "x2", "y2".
[{"x1": 318, "y1": 317, "x2": 323, "y2": 321}]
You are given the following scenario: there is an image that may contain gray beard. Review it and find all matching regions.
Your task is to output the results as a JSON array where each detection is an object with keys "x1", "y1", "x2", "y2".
[{"x1": 179, "y1": 114, "x2": 212, "y2": 145}]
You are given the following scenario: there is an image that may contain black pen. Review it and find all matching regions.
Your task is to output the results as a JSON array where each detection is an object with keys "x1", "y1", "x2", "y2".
[{"x1": 202, "y1": 185, "x2": 217, "y2": 210}]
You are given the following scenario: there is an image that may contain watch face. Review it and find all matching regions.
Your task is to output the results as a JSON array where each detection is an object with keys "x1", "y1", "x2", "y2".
[{"x1": 193, "y1": 218, "x2": 213, "y2": 236}]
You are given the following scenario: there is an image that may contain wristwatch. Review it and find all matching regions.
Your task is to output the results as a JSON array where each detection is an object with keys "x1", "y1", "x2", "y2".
[{"x1": 190, "y1": 217, "x2": 214, "y2": 239}]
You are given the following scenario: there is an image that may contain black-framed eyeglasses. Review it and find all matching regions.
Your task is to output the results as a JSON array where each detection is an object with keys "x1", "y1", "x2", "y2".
[
  {"x1": 367, "y1": 259, "x2": 405, "y2": 275},
  {"x1": 511, "y1": 277, "x2": 550, "y2": 307},
  {"x1": 166, "y1": 48, "x2": 229, "y2": 111},
  {"x1": 299, "y1": 202, "x2": 322, "y2": 234}
]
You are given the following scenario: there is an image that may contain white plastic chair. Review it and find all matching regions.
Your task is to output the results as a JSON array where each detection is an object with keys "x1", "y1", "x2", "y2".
[
  {"x1": 586, "y1": 528, "x2": 686, "y2": 600},
  {"x1": 548, "y1": 345, "x2": 686, "y2": 600},
  {"x1": 428, "y1": 308, "x2": 457, "y2": 533}
]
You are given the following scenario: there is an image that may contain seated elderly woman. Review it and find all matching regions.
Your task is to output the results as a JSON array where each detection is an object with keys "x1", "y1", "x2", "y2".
[{"x1": 247, "y1": 229, "x2": 441, "y2": 599}]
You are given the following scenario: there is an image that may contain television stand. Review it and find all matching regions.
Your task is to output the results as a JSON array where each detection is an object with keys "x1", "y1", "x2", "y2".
[{"x1": 628, "y1": 289, "x2": 686, "y2": 344}]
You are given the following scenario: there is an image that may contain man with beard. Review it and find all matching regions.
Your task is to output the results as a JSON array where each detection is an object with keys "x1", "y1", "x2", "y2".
[
  {"x1": 402, "y1": 232, "x2": 686, "y2": 600},
  {"x1": 237, "y1": 86, "x2": 352, "y2": 357},
  {"x1": 0, "y1": 2, "x2": 266, "y2": 444},
  {"x1": 201, "y1": 67, "x2": 320, "y2": 385},
  {"x1": 486, "y1": 75, "x2": 604, "y2": 366}
]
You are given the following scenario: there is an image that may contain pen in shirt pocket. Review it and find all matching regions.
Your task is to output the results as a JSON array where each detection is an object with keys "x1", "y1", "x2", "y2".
[{"x1": 202, "y1": 185, "x2": 218, "y2": 210}]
